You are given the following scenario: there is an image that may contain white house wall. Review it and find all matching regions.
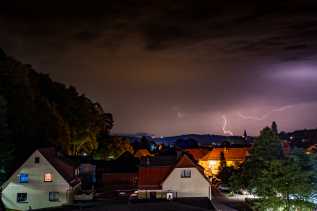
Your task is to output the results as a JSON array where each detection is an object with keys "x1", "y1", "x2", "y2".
[
  {"x1": 162, "y1": 167, "x2": 211, "y2": 199},
  {"x1": 1, "y1": 150, "x2": 72, "y2": 211}
]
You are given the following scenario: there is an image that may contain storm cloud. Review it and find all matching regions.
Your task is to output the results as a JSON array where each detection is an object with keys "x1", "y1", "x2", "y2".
[{"x1": 1, "y1": 0, "x2": 317, "y2": 135}]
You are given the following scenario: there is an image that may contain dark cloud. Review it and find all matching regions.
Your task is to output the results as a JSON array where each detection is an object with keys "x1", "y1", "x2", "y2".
[{"x1": 1, "y1": 0, "x2": 317, "y2": 135}]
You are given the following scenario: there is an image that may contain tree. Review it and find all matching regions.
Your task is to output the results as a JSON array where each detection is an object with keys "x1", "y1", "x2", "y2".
[
  {"x1": 233, "y1": 127, "x2": 283, "y2": 189},
  {"x1": 94, "y1": 135, "x2": 134, "y2": 160},
  {"x1": 0, "y1": 96, "x2": 14, "y2": 184},
  {"x1": 253, "y1": 150, "x2": 316, "y2": 210},
  {"x1": 219, "y1": 151, "x2": 226, "y2": 171},
  {"x1": 230, "y1": 127, "x2": 317, "y2": 210},
  {"x1": 0, "y1": 50, "x2": 114, "y2": 163}
]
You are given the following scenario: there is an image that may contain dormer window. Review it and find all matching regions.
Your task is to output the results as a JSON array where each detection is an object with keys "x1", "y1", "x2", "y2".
[
  {"x1": 44, "y1": 173, "x2": 53, "y2": 182},
  {"x1": 19, "y1": 173, "x2": 29, "y2": 183},
  {"x1": 180, "y1": 169, "x2": 191, "y2": 178},
  {"x1": 35, "y1": 157, "x2": 40, "y2": 163}
]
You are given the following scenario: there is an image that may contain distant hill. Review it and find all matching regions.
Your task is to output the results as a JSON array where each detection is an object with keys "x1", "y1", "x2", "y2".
[
  {"x1": 118, "y1": 133, "x2": 252, "y2": 147},
  {"x1": 280, "y1": 129, "x2": 317, "y2": 148},
  {"x1": 153, "y1": 134, "x2": 250, "y2": 147}
]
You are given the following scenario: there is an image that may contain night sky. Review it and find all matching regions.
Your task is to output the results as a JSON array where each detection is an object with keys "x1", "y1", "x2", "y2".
[{"x1": 1, "y1": 0, "x2": 317, "y2": 136}]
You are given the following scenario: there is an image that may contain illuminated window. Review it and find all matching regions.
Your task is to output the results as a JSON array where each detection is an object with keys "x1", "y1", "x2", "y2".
[
  {"x1": 17, "y1": 193, "x2": 27, "y2": 202},
  {"x1": 180, "y1": 169, "x2": 191, "y2": 178},
  {"x1": 44, "y1": 173, "x2": 53, "y2": 182},
  {"x1": 49, "y1": 192, "x2": 59, "y2": 201},
  {"x1": 35, "y1": 157, "x2": 40, "y2": 163},
  {"x1": 19, "y1": 173, "x2": 29, "y2": 183}
]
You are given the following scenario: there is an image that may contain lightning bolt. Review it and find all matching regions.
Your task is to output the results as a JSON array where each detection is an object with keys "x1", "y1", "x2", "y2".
[
  {"x1": 238, "y1": 105, "x2": 294, "y2": 121},
  {"x1": 222, "y1": 115, "x2": 234, "y2": 136}
]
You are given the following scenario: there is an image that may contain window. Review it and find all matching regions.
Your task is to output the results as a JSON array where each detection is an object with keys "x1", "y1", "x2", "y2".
[
  {"x1": 17, "y1": 193, "x2": 27, "y2": 203},
  {"x1": 19, "y1": 173, "x2": 29, "y2": 183},
  {"x1": 49, "y1": 192, "x2": 59, "y2": 202},
  {"x1": 35, "y1": 157, "x2": 40, "y2": 163},
  {"x1": 180, "y1": 169, "x2": 191, "y2": 178},
  {"x1": 44, "y1": 173, "x2": 53, "y2": 182}
]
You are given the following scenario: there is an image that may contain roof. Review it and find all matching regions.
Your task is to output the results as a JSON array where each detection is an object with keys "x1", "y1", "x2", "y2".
[
  {"x1": 39, "y1": 148, "x2": 81, "y2": 186},
  {"x1": 138, "y1": 165, "x2": 174, "y2": 189},
  {"x1": 140, "y1": 155, "x2": 178, "y2": 166},
  {"x1": 185, "y1": 148, "x2": 210, "y2": 161},
  {"x1": 200, "y1": 147, "x2": 249, "y2": 161},
  {"x1": 138, "y1": 155, "x2": 178, "y2": 189},
  {"x1": 306, "y1": 144, "x2": 317, "y2": 154},
  {"x1": 164, "y1": 154, "x2": 211, "y2": 185},
  {"x1": 134, "y1": 149, "x2": 152, "y2": 158}
]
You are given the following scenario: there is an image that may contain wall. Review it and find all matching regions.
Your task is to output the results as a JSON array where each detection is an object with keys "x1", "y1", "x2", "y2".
[
  {"x1": 1, "y1": 150, "x2": 72, "y2": 211},
  {"x1": 162, "y1": 167, "x2": 211, "y2": 199}
]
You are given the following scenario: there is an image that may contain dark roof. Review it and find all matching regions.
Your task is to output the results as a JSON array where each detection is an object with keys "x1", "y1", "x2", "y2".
[
  {"x1": 39, "y1": 148, "x2": 81, "y2": 186},
  {"x1": 138, "y1": 153, "x2": 211, "y2": 189},
  {"x1": 138, "y1": 165, "x2": 174, "y2": 190},
  {"x1": 140, "y1": 155, "x2": 178, "y2": 166}
]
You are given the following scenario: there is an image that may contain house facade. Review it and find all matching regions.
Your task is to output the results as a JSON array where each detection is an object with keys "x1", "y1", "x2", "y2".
[
  {"x1": 137, "y1": 154, "x2": 212, "y2": 200},
  {"x1": 162, "y1": 155, "x2": 212, "y2": 200},
  {"x1": 1, "y1": 148, "x2": 81, "y2": 211}
]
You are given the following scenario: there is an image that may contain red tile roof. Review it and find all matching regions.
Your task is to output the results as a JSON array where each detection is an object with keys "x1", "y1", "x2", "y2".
[
  {"x1": 185, "y1": 148, "x2": 210, "y2": 161},
  {"x1": 200, "y1": 147, "x2": 249, "y2": 161},
  {"x1": 39, "y1": 148, "x2": 81, "y2": 187},
  {"x1": 138, "y1": 166, "x2": 173, "y2": 190},
  {"x1": 175, "y1": 154, "x2": 197, "y2": 168}
]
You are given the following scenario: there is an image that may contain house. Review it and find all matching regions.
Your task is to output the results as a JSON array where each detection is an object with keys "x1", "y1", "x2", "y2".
[
  {"x1": 199, "y1": 147, "x2": 249, "y2": 176},
  {"x1": 137, "y1": 154, "x2": 212, "y2": 200},
  {"x1": 162, "y1": 154, "x2": 212, "y2": 200},
  {"x1": 1, "y1": 148, "x2": 81, "y2": 211},
  {"x1": 138, "y1": 155, "x2": 177, "y2": 191},
  {"x1": 134, "y1": 149, "x2": 153, "y2": 158},
  {"x1": 306, "y1": 144, "x2": 317, "y2": 154},
  {"x1": 95, "y1": 152, "x2": 139, "y2": 192}
]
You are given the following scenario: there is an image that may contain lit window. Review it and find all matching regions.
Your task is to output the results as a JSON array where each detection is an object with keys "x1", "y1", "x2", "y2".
[
  {"x1": 44, "y1": 173, "x2": 53, "y2": 182},
  {"x1": 49, "y1": 192, "x2": 59, "y2": 201},
  {"x1": 17, "y1": 193, "x2": 27, "y2": 202},
  {"x1": 180, "y1": 169, "x2": 191, "y2": 178},
  {"x1": 19, "y1": 173, "x2": 29, "y2": 183},
  {"x1": 35, "y1": 157, "x2": 40, "y2": 163}
]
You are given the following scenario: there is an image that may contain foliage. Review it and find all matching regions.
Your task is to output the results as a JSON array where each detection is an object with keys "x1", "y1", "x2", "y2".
[
  {"x1": 253, "y1": 153, "x2": 316, "y2": 210},
  {"x1": 94, "y1": 135, "x2": 134, "y2": 160},
  {"x1": 0, "y1": 50, "x2": 113, "y2": 166},
  {"x1": 230, "y1": 126, "x2": 317, "y2": 210},
  {"x1": 0, "y1": 96, "x2": 14, "y2": 184}
]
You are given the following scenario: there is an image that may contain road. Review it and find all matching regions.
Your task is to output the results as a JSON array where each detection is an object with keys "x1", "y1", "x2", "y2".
[{"x1": 211, "y1": 186, "x2": 252, "y2": 211}]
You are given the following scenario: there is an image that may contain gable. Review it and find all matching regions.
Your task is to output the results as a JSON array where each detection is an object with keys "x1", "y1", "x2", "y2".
[
  {"x1": 162, "y1": 167, "x2": 210, "y2": 187},
  {"x1": 1, "y1": 150, "x2": 70, "y2": 191},
  {"x1": 175, "y1": 154, "x2": 197, "y2": 168},
  {"x1": 163, "y1": 154, "x2": 211, "y2": 186}
]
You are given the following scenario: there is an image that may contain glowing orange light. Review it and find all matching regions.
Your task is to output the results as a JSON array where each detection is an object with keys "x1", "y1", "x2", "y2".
[{"x1": 44, "y1": 173, "x2": 53, "y2": 182}]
